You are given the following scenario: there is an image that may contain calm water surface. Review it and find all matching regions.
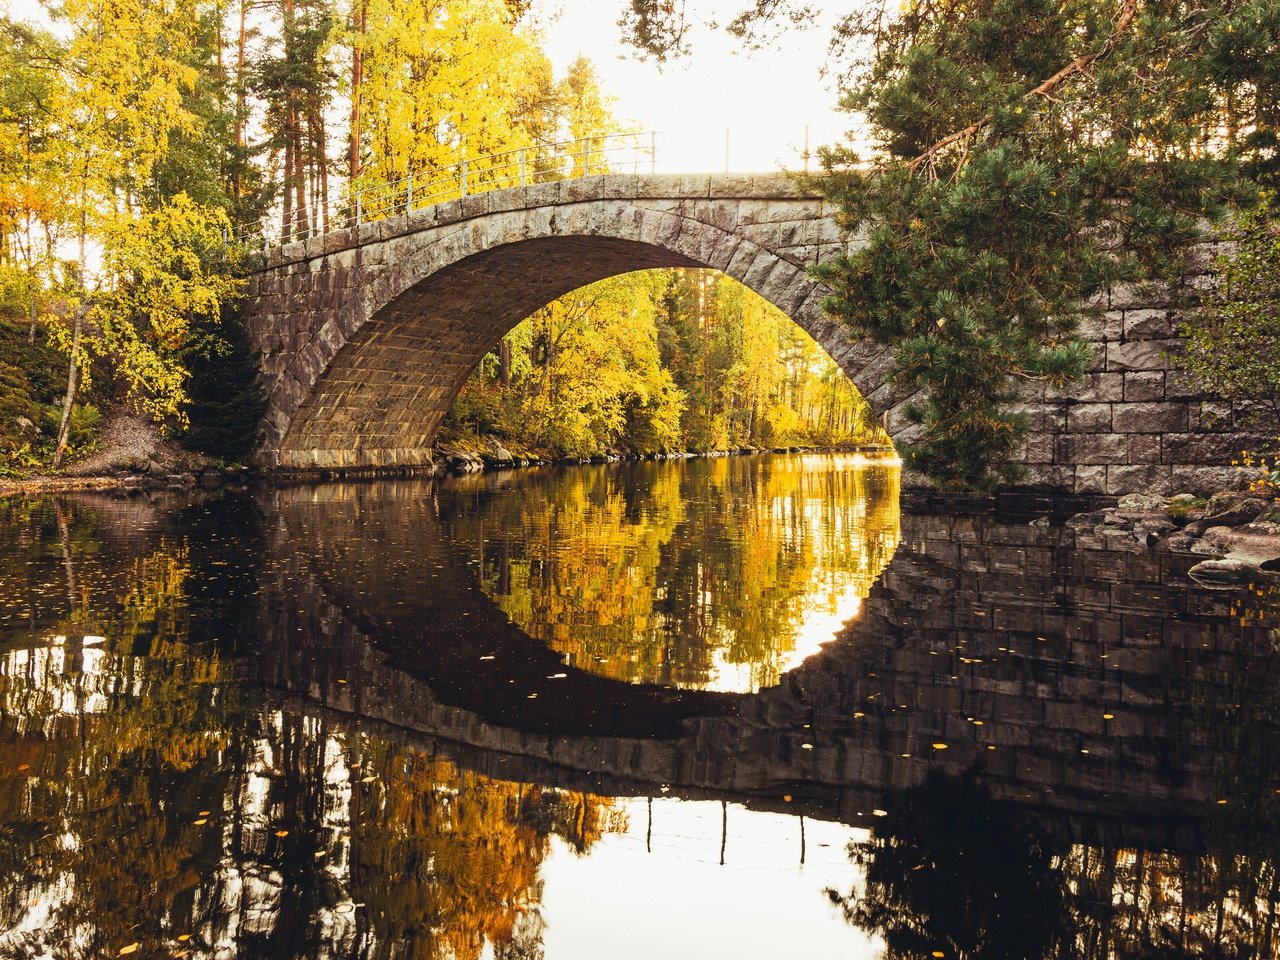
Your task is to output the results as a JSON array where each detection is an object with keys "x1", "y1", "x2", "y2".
[{"x1": 1, "y1": 453, "x2": 1278, "y2": 959}]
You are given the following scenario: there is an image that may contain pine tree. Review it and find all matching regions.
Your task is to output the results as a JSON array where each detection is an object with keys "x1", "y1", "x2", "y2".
[{"x1": 811, "y1": 0, "x2": 1256, "y2": 488}]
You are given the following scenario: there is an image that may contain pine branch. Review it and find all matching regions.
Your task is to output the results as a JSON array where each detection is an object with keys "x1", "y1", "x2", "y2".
[{"x1": 908, "y1": 0, "x2": 1140, "y2": 174}]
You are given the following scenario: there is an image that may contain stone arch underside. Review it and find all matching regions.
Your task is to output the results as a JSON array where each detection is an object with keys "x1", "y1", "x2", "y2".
[{"x1": 263, "y1": 192, "x2": 908, "y2": 470}]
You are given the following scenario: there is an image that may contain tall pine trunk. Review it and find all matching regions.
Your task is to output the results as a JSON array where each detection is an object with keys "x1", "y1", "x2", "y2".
[
  {"x1": 349, "y1": 0, "x2": 364, "y2": 183},
  {"x1": 234, "y1": 0, "x2": 248, "y2": 199}
]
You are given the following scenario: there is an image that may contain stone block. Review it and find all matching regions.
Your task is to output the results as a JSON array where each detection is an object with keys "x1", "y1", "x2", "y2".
[
  {"x1": 1112, "y1": 401, "x2": 1189, "y2": 434},
  {"x1": 1077, "y1": 312, "x2": 1123, "y2": 342},
  {"x1": 1067, "y1": 403, "x2": 1112, "y2": 433},
  {"x1": 1025, "y1": 404, "x2": 1066, "y2": 433},
  {"x1": 1021, "y1": 433, "x2": 1054, "y2": 463},
  {"x1": 1169, "y1": 465, "x2": 1246, "y2": 494},
  {"x1": 1122, "y1": 308, "x2": 1173, "y2": 339},
  {"x1": 1108, "y1": 282, "x2": 1171, "y2": 310},
  {"x1": 1106, "y1": 464, "x2": 1171, "y2": 495},
  {"x1": 1123, "y1": 372, "x2": 1164, "y2": 402},
  {"x1": 320, "y1": 227, "x2": 356, "y2": 256},
  {"x1": 738, "y1": 198, "x2": 821, "y2": 226},
  {"x1": 1163, "y1": 367, "x2": 1204, "y2": 399},
  {"x1": 684, "y1": 198, "x2": 741, "y2": 234},
  {"x1": 1062, "y1": 433, "x2": 1132, "y2": 465},
  {"x1": 672, "y1": 173, "x2": 713, "y2": 197},
  {"x1": 1025, "y1": 464, "x2": 1076, "y2": 488},
  {"x1": 1162, "y1": 432, "x2": 1252, "y2": 465},
  {"x1": 1107, "y1": 339, "x2": 1182, "y2": 371},
  {"x1": 1075, "y1": 464, "x2": 1108, "y2": 493},
  {"x1": 708, "y1": 174, "x2": 758, "y2": 198},
  {"x1": 1125, "y1": 433, "x2": 1161, "y2": 464},
  {"x1": 1191, "y1": 400, "x2": 1233, "y2": 432},
  {"x1": 1049, "y1": 372, "x2": 1123, "y2": 403}
]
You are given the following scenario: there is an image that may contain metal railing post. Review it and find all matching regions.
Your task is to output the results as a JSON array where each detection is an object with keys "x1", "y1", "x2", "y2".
[
  {"x1": 460, "y1": 159, "x2": 468, "y2": 198},
  {"x1": 406, "y1": 172, "x2": 414, "y2": 214},
  {"x1": 519, "y1": 148, "x2": 526, "y2": 187},
  {"x1": 582, "y1": 138, "x2": 590, "y2": 176},
  {"x1": 355, "y1": 191, "x2": 362, "y2": 226},
  {"x1": 651, "y1": 131, "x2": 657, "y2": 174}
]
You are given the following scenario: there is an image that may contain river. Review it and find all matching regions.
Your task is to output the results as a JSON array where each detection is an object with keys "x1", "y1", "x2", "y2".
[{"x1": 1, "y1": 453, "x2": 1278, "y2": 959}]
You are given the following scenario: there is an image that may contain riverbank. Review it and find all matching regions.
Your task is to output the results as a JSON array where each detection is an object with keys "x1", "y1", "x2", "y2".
[
  {"x1": 7, "y1": 429, "x2": 1277, "y2": 587},
  {"x1": 0, "y1": 428, "x2": 897, "y2": 498},
  {"x1": 431, "y1": 436, "x2": 898, "y2": 475}
]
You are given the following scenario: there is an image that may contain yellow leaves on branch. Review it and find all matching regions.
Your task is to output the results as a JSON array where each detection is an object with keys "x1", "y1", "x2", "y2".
[{"x1": 92, "y1": 195, "x2": 241, "y2": 426}]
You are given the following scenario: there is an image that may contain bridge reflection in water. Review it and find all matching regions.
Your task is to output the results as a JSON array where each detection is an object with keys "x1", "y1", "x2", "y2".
[{"x1": 0, "y1": 458, "x2": 1278, "y2": 959}]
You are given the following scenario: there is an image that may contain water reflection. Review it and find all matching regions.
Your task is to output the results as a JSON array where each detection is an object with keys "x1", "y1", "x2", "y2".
[
  {"x1": 832, "y1": 772, "x2": 1280, "y2": 959},
  {"x1": 0, "y1": 464, "x2": 1278, "y2": 958},
  {"x1": 440, "y1": 453, "x2": 901, "y2": 692}
]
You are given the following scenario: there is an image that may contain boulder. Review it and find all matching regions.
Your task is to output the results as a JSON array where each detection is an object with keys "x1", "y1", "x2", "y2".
[
  {"x1": 1118, "y1": 493, "x2": 1167, "y2": 512},
  {"x1": 1202, "y1": 492, "x2": 1268, "y2": 528},
  {"x1": 1187, "y1": 558, "x2": 1265, "y2": 588}
]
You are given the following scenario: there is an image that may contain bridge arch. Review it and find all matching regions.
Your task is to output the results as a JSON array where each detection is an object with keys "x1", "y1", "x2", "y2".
[{"x1": 246, "y1": 174, "x2": 908, "y2": 469}]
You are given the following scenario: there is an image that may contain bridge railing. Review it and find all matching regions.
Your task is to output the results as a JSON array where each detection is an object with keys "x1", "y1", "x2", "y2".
[{"x1": 233, "y1": 131, "x2": 658, "y2": 250}]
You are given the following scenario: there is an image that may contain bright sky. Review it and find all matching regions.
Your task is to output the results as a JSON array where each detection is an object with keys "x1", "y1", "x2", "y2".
[
  {"x1": 3, "y1": 0, "x2": 860, "y2": 174},
  {"x1": 537, "y1": 1, "x2": 857, "y2": 174}
]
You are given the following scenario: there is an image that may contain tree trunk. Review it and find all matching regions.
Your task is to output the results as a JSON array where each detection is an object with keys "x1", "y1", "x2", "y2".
[
  {"x1": 53, "y1": 304, "x2": 83, "y2": 469},
  {"x1": 282, "y1": 132, "x2": 295, "y2": 240},
  {"x1": 314, "y1": 106, "x2": 328, "y2": 232},
  {"x1": 236, "y1": 0, "x2": 247, "y2": 154},
  {"x1": 349, "y1": 0, "x2": 365, "y2": 182},
  {"x1": 54, "y1": 224, "x2": 89, "y2": 469},
  {"x1": 293, "y1": 102, "x2": 308, "y2": 238}
]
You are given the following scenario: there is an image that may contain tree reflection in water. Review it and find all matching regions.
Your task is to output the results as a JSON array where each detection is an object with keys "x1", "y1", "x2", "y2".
[
  {"x1": 0, "y1": 496, "x2": 623, "y2": 960},
  {"x1": 831, "y1": 771, "x2": 1280, "y2": 959},
  {"x1": 442, "y1": 453, "x2": 901, "y2": 692}
]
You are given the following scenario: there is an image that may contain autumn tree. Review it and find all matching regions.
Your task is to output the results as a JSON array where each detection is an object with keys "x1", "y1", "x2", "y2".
[{"x1": 351, "y1": 0, "x2": 550, "y2": 189}]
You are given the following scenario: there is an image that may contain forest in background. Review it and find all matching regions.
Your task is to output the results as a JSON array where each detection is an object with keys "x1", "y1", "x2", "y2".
[
  {"x1": 0, "y1": 0, "x2": 884, "y2": 476},
  {"x1": 443, "y1": 269, "x2": 885, "y2": 458}
]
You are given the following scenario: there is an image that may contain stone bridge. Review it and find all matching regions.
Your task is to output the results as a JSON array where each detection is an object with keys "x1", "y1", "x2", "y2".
[{"x1": 245, "y1": 172, "x2": 1259, "y2": 494}]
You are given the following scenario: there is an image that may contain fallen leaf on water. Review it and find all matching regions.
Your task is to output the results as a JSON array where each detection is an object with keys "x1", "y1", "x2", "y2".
[
  {"x1": 361, "y1": 776, "x2": 375, "y2": 783},
  {"x1": 177, "y1": 934, "x2": 191, "y2": 942},
  {"x1": 17, "y1": 764, "x2": 29, "y2": 772},
  {"x1": 275, "y1": 829, "x2": 290, "y2": 837},
  {"x1": 193, "y1": 819, "x2": 207, "y2": 826},
  {"x1": 931, "y1": 743, "x2": 948, "y2": 750},
  {"x1": 198, "y1": 811, "x2": 211, "y2": 817},
  {"x1": 118, "y1": 944, "x2": 140, "y2": 956}
]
